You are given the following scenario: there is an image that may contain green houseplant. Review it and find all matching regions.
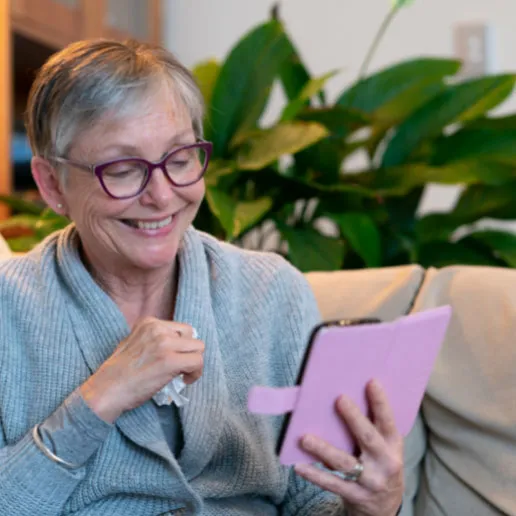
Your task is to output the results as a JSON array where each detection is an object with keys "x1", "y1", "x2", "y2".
[
  {"x1": 192, "y1": 1, "x2": 516, "y2": 271},
  {"x1": 4, "y1": 0, "x2": 516, "y2": 272}
]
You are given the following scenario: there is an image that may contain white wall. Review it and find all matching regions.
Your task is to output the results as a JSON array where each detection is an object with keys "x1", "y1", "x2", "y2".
[{"x1": 163, "y1": 0, "x2": 516, "y2": 216}]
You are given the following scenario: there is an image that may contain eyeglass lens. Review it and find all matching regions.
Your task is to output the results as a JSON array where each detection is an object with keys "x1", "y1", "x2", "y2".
[{"x1": 101, "y1": 145, "x2": 208, "y2": 198}]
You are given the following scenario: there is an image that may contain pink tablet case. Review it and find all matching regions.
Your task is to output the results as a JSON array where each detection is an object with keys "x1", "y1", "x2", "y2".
[{"x1": 248, "y1": 305, "x2": 452, "y2": 465}]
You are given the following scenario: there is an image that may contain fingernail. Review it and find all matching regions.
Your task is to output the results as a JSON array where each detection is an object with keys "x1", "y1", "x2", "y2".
[
  {"x1": 337, "y1": 395, "x2": 349, "y2": 409},
  {"x1": 302, "y1": 435, "x2": 316, "y2": 450},
  {"x1": 371, "y1": 378, "x2": 382, "y2": 390}
]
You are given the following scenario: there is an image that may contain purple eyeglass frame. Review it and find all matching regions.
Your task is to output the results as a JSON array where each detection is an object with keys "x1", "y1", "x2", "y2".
[{"x1": 51, "y1": 140, "x2": 213, "y2": 200}]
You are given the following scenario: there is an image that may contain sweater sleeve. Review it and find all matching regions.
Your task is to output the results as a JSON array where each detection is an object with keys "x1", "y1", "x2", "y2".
[
  {"x1": 0, "y1": 389, "x2": 112, "y2": 516},
  {"x1": 272, "y1": 263, "x2": 347, "y2": 516},
  {"x1": 39, "y1": 388, "x2": 113, "y2": 466}
]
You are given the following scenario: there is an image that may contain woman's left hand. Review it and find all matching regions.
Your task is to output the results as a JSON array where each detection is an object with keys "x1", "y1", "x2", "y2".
[{"x1": 294, "y1": 379, "x2": 404, "y2": 516}]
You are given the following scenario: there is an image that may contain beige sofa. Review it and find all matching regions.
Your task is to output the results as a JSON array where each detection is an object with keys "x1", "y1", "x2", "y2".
[
  {"x1": 307, "y1": 265, "x2": 515, "y2": 516},
  {"x1": 1, "y1": 236, "x2": 514, "y2": 515}
]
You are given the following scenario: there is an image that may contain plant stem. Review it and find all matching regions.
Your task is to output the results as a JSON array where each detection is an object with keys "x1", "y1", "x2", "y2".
[
  {"x1": 357, "y1": 5, "x2": 401, "y2": 82},
  {"x1": 345, "y1": 5, "x2": 401, "y2": 111}
]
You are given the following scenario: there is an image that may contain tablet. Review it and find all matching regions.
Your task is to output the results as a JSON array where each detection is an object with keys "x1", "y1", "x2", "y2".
[{"x1": 248, "y1": 305, "x2": 452, "y2": 465}]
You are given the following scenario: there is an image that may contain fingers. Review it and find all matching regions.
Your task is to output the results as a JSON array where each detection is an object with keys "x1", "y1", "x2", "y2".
[
  {"x1": 174, "y1": 352, "x2": 204, "y2": 384},
  {"x1": 301, "y1": 435, "x2": 357, "y2": 473},
  {"x1": 163, "y1": 321, "x2": 196, "y2": 339},
  {"x1": 366, "y1": 380, "x2": 398, "y2": 440},
  {"x1": 299, "y1": 435, "x2": 381, "y2": 493},
  {"x1": 174, "y1": 338, "x2": 205, "y2": 354},
  {"x1": 296, "y1": 383, "x2": 404, "y2": 513},
  {"x1": 294, "y1": 462, "x2": 365, "y2": 501},
  {"x1": 133, "y1": 318, "x2": 204, "y2": 353},
  {"x1": 336, "y1": 395, "x2": 385, "y2": 458},
  {"x1": 135, "y1": 317, "x2": 196, "y2": 339}
]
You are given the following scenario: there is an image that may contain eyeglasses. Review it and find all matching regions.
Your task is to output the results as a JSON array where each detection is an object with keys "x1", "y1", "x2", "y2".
[{"x1": 51, "y1": 140, "x2": 213, "y2": 200}]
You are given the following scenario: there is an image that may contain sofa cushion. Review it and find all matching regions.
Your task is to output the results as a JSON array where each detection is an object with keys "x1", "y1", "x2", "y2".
[
  {"x1": 305, "y1": 265, "x2": 424, "y2": 322},
  {"x1": 410, "y1": 266, "x2": 516, "y2": 516},
  {"x1": 0, "y1": 233, "x2": 11, "y2": 261}
]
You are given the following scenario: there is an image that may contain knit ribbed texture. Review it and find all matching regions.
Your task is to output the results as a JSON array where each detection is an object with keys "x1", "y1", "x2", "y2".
[
  {"x1": 0, "y1": 224, "x2": 346, "y2": 515},
  {"x1": 39, "y1": 387, "x2": 113, "y2": 466}
]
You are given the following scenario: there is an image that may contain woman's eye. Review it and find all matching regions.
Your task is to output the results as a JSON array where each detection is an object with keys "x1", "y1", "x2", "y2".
[{"x1": 103, "y1": 162, "x2": 144, "y2": 177}]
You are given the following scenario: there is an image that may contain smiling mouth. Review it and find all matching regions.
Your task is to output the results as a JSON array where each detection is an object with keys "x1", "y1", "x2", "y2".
[{"x1": 122, "y1": 215, "x2": 174, "y2": 230}]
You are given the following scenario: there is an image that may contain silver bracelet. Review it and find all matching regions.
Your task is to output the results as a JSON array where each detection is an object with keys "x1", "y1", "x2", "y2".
[{"x1": 31, "y1": 424, "x2": 81, "y2": 470}]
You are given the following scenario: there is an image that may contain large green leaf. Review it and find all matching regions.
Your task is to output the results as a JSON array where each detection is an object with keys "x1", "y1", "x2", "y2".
[
  {"x1": 296, "y1": 106, "x2": 370, "y2": 138},
  {"x1": 452, "y1": 182, "x2": 516, "y2": 222},
  {"x1": 233, "y1": 198, "x2": 273, "y2": 239},
  {"x1": 416, "y1": 241, "x2": 500, "y2": 267},
  {"x1": 370, "y1": 82, "x2": 445, "y2": 126},
  {"x1": 280, "y1": 225, "x2": 345, "y2": 271},
  {"x1": 192, "y1": 58, "x2": 220, "y2": 137},
  {"x1": 0, "y1": 214, "x2": 39, "y2": 231},
  {"x1": 209, "y1": 20, "x2": 293, "y2": 157},
  {"x1": 205, "y1": 187, "x2": 272, "y2": 239},
  {"x1": 34, "y1": 208, "x2": 69, "y2": 239},
  {"x1": 278, "y1": 33, "x2": 326, "y2": 106},
  {"x1": 205, "y1": 188, "x2": 235, "y2": 236},
  {"x1": 0, "y1": 195, "x2": 44, "y2": 215},
  {"x1": 280, "y1": 70, "x2": 339, "y2": 121},
  {"x1": 346, "y1": 161, "x2": 516, "y2": 197},
  {"x1": 459, "y1": 230, "x2": 516, "y2": 267},
  {"x1": 417, "y1": 182, "x2": 516, "y2": 243},
  {"x1": 415, "y1": 213, "x2": 464, "y2": 243},
  {"x1": 331, "y1": 212, "x2": 381, "y2": 267},
  {"x1": 204, "y1": 160, "x2": 237, "y2": 188},
  {"x1": 432, "y1": 129, "x2": 516, "y2": 166},
  {"x1": 236, "y1": 121, "x2": 329, "y2": 170},
  {"x1": 192, "y1": 59, "x2": 220, "y2": 109},
  {"x1": 465, "y1": 114, "x2": 516, "y2": 131},
  {"x1": 5, "y1": 236, "x2": 40, "y2": 252},
  {"x1": 382, "y1": 75, "x2": 516, "y2": 167},
  {"x1": 294, "y1": 138, "x2": 346, "y2": 184},
  {"x1": 337, "y1": 58, "x2": 460, "y2": 121}
]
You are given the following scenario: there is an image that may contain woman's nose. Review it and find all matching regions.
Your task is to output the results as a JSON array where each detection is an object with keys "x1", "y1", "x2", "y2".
[{"x1": 139, "y1": 166, "x2": 176, "y2": 207}]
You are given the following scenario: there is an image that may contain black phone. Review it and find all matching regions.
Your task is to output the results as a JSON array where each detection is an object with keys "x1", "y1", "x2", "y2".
[{"x1": 275, "y1": 317, "x2": 381, "y2": 455}]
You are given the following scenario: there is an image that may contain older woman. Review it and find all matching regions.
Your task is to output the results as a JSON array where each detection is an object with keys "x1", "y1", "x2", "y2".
[{"x1": 0, "y1": 39, "x2": 404, "y2": 515}]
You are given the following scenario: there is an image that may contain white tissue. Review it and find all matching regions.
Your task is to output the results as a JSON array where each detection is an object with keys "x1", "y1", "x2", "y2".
[{"x1": 152, "y1": 327, "x2": 198, "y2": 407}]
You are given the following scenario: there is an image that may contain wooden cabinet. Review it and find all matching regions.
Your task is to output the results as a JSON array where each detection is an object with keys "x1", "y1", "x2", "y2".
[
  {"x1": 10, "y1": 0, "x2": 161, "y2": 49},
  {"x1": 11, "y1": 0, "x2": 82, "y2": 48},
  {"x1": 0, "y1": 0, "x2": 163, "y2": 217},
  {"x1": 0, "y1": 1, "x2": 11, "y2": 219}
]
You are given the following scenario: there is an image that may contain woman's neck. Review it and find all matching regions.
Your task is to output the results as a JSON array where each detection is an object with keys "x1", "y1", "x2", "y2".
[{"x1": 82, "y1": 251, "x2": 179, "y2": 328}]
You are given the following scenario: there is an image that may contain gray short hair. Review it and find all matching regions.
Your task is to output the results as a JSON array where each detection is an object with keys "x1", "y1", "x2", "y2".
[{"x1": 26, "y1": 39, "x2": 204, "y2": 159}]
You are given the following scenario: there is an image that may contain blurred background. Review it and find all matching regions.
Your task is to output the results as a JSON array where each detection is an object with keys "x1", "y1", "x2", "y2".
[
  {"x1": 165, "y1": 0, "x2": 516, "y2": 216},
  {"x1": 2, "y1": 0, "x2": 516, "y2": 271}
]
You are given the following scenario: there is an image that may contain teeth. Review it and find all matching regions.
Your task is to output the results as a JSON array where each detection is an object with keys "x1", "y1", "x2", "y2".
[{"x1": 136, "y1": 216, "x2": 173, "y2": 230}]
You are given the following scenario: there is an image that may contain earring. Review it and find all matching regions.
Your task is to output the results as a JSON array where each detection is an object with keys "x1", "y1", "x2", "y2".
[{"x1": 57, "y1": 203, "x2": 63, "y2": 210}]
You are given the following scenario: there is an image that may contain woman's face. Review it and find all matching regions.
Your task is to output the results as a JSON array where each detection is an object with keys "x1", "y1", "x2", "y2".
[{"x1": 60, "y1": 85, "x2": 205, "y2": 273}]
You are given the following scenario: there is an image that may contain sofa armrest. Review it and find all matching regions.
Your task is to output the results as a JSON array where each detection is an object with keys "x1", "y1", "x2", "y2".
[
  {"x1": 410, "y1": 265, "x2": 516, "y2": 516},
  {"x1": 305, "y1": 265, "x2": 424, "y2": 322}
]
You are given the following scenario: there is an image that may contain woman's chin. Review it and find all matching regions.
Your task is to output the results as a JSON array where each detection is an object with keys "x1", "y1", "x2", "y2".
[{"x1": 127, "y1": 247, "x2": 179, "y2": 271}]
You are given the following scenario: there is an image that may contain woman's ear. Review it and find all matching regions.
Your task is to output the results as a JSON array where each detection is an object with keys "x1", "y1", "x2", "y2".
[{"x1": 31, "y1": 157, "x2": 67, "y2": 215}]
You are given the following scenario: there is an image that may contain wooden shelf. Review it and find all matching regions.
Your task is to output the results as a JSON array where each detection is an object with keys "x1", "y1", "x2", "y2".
[
  {"x1": 0, "y1": 1, "x2": 11, "y2": 219},
  {"x1": 1, "y1": 0, "x2": 163, "y2": 219}
]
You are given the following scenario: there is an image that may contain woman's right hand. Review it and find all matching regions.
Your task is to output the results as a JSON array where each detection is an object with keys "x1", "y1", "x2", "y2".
[{"x1": 79, "y1": 317, "x2": 204, "y2": 423}]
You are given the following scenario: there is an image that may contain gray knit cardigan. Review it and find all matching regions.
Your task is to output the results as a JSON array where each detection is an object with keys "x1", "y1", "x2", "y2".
[{"x1": 0, "y1": 225, "x2": 346, "y2": 515}]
